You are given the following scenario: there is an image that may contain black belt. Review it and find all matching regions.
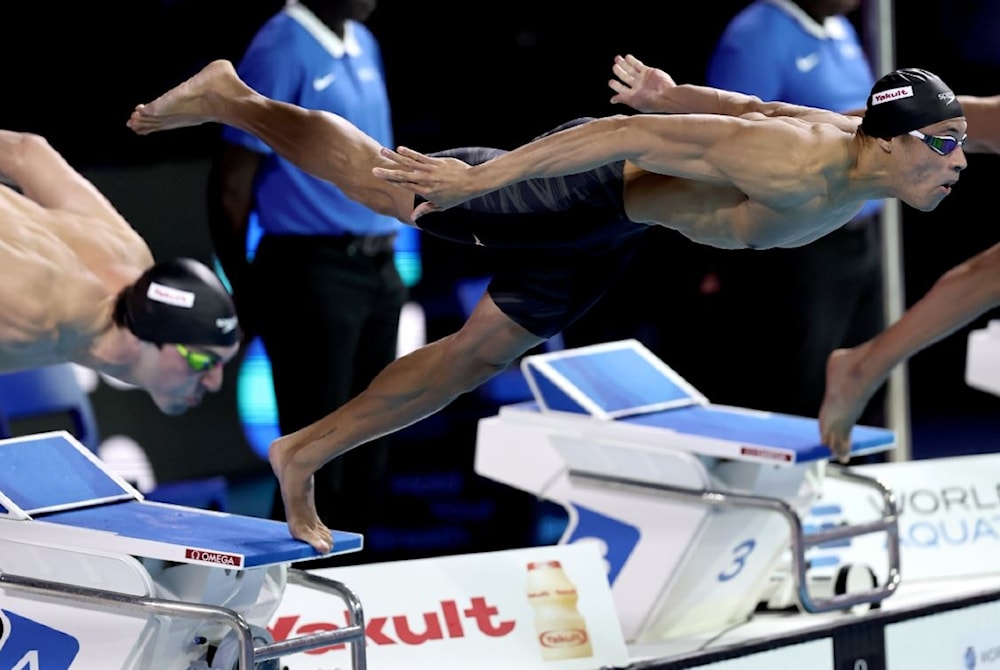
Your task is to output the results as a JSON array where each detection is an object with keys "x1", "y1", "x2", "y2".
[
  {"x1": 265, "y1": 233, "x2": 397, "y2": 256},
  {"x1": 337, "y1": 233, "x2": 397, "y2": 256}
]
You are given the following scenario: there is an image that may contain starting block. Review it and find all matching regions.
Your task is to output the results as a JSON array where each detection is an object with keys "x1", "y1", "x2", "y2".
[
  {"x1": 475, "y1": 339, "x2": 901, "y2": 642},
  {"x1": 966, "y1": 319, "x2": 1000, "y2": 396},
  {"x1": 0, "y1": 431, "x2": 367, "y2": 669}
]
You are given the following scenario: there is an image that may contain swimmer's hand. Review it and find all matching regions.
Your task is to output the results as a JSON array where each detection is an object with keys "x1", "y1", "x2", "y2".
[
  {"x1": 609, "y1": 54, "x2": 678, "y2": 113},
  {"x1": 372, "y1": 147, "x2": 477, "y2": 219}
]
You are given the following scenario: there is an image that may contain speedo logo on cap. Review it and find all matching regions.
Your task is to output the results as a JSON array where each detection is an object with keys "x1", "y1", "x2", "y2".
[
  {"x1": 871, "y1": 85, "x2": 914, "y2": 105},
  {"x1": 147, "y1": 282, "x2": 196, "y2": 308},
  {"x1": 939, "y1": 90, "x2": 957, "y2": 105},
  {"x1": 216, "y1": 316, "x2": 238, "y2": 334}
]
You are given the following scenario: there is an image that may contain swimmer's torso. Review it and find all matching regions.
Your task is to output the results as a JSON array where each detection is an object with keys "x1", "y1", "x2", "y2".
[
  {"x1": 622, "y1": 117, "x2": 866, "y2": 249},
  {"x1": 622, "y1": 168, "x2": 864, "y2": 249},
  {"x1": 0, "y1": 186, "x2": 150, "y2": 370}
]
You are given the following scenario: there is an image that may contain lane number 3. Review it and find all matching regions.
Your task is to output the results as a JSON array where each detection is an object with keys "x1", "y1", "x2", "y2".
[{"x1": 718, "y1": 539, "x2": 756, "y2": 582}]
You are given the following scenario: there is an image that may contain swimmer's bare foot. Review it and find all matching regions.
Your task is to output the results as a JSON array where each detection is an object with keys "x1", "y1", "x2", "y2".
[
  {"x1": 269, "y1": 434, "x2": 332, "y2": 555},
  {"x1": 127, "y1": 60, "x2": 250, "y2": 135},
  {"x1": 819, "y1": 345, "x2": 876, "y2": 463}
]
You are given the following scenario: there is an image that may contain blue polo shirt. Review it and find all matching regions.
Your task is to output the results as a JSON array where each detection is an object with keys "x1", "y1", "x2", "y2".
[
  {"x1": 708, "y1": 0, "x2": 881, "y2": 220},
  {"x1": 223, "y1": 5, "x2": 400, "y2": 237}
]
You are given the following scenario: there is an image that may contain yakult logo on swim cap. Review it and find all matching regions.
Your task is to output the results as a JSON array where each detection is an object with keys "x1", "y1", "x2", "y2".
[
  {"x1": 872, "y1": 86, "x2": 913, "y2": 106},
  {"x1": 146, "y1": 282, "x2": 196, "y2": 309},
  {"x1": 871, "y1": 85, "x2": 914, "y2": 105}
]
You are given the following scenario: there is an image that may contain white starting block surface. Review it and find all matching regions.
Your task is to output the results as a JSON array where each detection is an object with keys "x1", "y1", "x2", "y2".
[
  {"x1": 0, "y1": 431, "x2": 368, "y2": 669},
  {"x1": 966, "y1": 319, "x2": 1000, "y2": 396},
  {"x1": 476, "y1": 340, "x2": 900, "y2": 644}
]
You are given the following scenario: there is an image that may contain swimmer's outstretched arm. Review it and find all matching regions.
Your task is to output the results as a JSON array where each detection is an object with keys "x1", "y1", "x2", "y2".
[
  {"x1": 0, "y1": 130, "x2": 137, "y2": 228},
  {"x1": 374, "y1": 113, "x2": 728, "y2": 211},
  {"x1": 374, "y1": 111, "x2": 802, "y2": 214},
  {"x1": 0, "y1": 130, "x2": 46, "y2": 191},
  {"x1": 820, "y1": 241, "x2": 1000, "y2": 460},
  {"x1": 609, "y1": 54, "x2": 854, "y2": 130}
]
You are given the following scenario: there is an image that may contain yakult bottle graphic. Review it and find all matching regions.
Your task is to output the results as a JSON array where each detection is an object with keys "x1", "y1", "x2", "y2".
[{"x1": 526, "y1": 560, "x2": 594, "y2": 661}]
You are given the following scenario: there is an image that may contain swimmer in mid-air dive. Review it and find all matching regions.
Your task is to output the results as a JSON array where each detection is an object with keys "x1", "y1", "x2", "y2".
[{"x1": 126, "y1": 56, "x2": 972, "y2": 551}]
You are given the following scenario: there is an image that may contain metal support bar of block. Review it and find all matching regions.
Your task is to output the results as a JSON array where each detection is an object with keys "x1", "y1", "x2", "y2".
[
  {"x1": 0, "y1": 567, "x2": 368, "y2": 670},
  {"x1": 568, "y1": 463, "x2": 900, "y2": 614}
]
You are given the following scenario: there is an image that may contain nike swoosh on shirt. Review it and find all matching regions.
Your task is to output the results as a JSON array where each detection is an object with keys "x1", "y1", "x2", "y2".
[
  {"x1": 313, "y1": 73, "x2": 336, "y2": 91},
  {"x1": 795, "y1": 53, "x2": 820, "y2": 73}
]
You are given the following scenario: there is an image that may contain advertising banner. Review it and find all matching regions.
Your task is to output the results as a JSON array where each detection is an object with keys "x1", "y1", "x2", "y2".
[
  {"x1": 885, "y1": 599, "x2": 1000, "y2": 669},
  {"x1": 271, "y1": 542, "x2": 629, "y2": 670},
  {"x1": 807, "y1": 453, "x2": 1000, "y2": 583}
]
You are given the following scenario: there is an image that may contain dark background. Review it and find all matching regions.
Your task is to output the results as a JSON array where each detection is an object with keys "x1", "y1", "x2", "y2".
[{"x1": 3, "y1": 1, "x2": 999, "y2": 558}]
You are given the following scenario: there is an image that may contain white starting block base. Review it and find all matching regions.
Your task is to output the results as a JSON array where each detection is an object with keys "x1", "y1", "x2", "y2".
[
  {"x1": 475, "y1": 340, "x2": 900, "y2": 644},
  {"x1": 966, "y1": 319, "x2": 1000, "y2": 396},
  {"x1": 0, "y1": 431, "x2": 367, "y2": 670}
]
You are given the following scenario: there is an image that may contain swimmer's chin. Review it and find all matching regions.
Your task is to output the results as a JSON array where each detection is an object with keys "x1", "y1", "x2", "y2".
[{"x1": 155, "y1": 402, "x2": 192, "y2": 416}]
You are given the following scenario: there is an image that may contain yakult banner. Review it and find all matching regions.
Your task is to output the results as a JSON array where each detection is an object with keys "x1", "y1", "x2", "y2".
[
  {"x1": 810, "y1": 453, "x2": 1000, "y2": 583},
  {"x1": 269, "y1": 543, "x2": 629, "y2": 670}
]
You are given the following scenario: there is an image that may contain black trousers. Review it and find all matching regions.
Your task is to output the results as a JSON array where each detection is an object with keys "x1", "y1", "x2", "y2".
[{"x1": 248, "y1": 234, "x2": 407, "y2": 563}]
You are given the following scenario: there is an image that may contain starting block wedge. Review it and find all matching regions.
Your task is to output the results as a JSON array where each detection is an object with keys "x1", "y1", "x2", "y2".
[{"x1": 966, "y1": 319, "x2": 1000, "y2": 397}]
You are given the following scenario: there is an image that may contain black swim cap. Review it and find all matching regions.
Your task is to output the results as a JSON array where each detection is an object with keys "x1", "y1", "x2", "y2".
[
  {"x1": 115, "y1": 258, "x2": 239, "y2": 347},
  {"x1": 861, "y1": 68, "x2": 964, "y2": 139}
]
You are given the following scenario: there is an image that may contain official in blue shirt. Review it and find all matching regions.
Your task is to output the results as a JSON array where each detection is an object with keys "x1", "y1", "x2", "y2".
[
  {"x1": 223, "y1": 2, "x2": 397, "y2": 239},
  {"x1": 209, "y1": 0, "x2": 408, "y2": 564},
  {"x1": 703, "y1": 0, "x2": 888, "y2": 432}
]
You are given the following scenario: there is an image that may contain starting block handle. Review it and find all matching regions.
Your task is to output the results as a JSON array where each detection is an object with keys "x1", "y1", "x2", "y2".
[
  {"x1": 0, "y1": 569, "x2": 257, "y2": 668},
  {"x1": 0, "y1": 568, "x2": 369, "y2": 670},
  {"x1": 567, "y1": 465, "x2": 901, "y2": 615},
  {"x1": 253, "y1": 569, "x2": 367, "y2": 669},
  {"x1": 794, "y1": 465, "x2": 902, "y2": 614}
]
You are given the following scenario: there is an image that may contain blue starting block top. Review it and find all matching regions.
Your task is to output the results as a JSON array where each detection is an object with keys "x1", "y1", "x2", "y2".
[
  {"x1": 517, "y1": 339, "x2": 896, "y2": 463},
  {"x1": 522, "y1": 340, "x2": 706, "y2": 419},
  {"x1": 0, "y1": 432, "x2": 362, "y2": 568},
  {"x1": 42, "y1": 501, "x2": 362, "y2": 568},
  {"x1": 627, "y1": 404, "x2": 892, "y2": 461},
  {"x1": 0, "y1": 432, "x2": 135, "y2": 515}
]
